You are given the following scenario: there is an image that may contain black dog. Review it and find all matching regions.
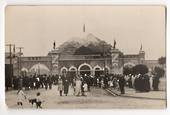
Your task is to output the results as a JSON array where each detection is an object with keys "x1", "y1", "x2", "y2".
[{"x1": 28, "y1": 98, "x2": 37, "y2": 107}]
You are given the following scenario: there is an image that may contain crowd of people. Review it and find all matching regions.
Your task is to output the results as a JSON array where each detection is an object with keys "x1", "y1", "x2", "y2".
[
  {"x1": 13, "y1": 71, "x2": 162, "y2": 108},
  {"x1": 12, "y1": 71, "x2": 161, "y2": 94},
  {"x1": 13, "y1": 74, "x2": 58, "y2": 90}
]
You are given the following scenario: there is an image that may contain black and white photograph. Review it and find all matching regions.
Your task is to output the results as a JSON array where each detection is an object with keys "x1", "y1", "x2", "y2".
[{"x1": 5, "y1": 5, "x2": 166, "y2": 109}]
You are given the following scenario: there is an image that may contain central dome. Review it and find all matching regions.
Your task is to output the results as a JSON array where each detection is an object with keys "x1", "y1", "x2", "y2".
[{"x1": 58, "y1": 33, "x2": 112, "y2": 55}]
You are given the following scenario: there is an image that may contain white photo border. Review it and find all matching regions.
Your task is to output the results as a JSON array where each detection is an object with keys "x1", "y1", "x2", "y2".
[{"x1": 0, "y1": 0, "x2": 169, "y2": 115}]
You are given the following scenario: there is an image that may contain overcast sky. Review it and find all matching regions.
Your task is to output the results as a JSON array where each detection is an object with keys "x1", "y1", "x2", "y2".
[{"x1": 5, "y1": 5, "x2": 165, "y2": 60}]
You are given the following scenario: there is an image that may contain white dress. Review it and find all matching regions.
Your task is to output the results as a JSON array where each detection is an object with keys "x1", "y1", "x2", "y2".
[
  {"x1": 17, "y1": 90, "x2": 26, "y2": 102},
  {"x1": 131, "y1": 75, "x2": 136, "y2": 88},
  {"x1": 75, "y1": 79, "x2": 82, "y2": 95},
  {"x1": 150, "y1": 76, "x2": 153, "y2": 90},
  {"x1": 83, "y1": 83, "x2": 88, "y2": 92}
]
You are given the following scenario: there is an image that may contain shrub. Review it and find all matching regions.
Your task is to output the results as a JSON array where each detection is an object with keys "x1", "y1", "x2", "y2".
[{"x1": 132, "y1": 64, "x2": 148, "y2": 75}]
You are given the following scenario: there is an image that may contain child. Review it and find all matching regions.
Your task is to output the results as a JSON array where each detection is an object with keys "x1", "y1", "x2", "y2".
[
  {"x1": 83, "y1": 82, "x2": 88, "y2": 96},
  {"x1": 17, "y1": 88, "x2": 27, "y2": 108},
  {"x1": 36, "y1": 92, "x2": 44, "y2": 109}
]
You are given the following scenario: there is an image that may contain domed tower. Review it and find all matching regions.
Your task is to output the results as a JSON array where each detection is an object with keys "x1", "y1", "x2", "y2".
[
  {"x1": 110, "y1": 40, "x2": 121, "y2": 74},
  {"x1": 48, "y1": 41, "x2": 60, "y2": 75}
]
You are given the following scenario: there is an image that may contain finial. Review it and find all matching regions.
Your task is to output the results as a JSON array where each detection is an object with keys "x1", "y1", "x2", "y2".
[
  {"x1": 53, "y1": 41, "x2": 56, "y2": 49},
  {"x1": 113, "y1": 40, "x2": 116, "y2": 49}
]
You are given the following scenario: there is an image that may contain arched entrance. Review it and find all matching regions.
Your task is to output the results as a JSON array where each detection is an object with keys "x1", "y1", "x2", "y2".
[
  {"x1": 68, "y1": 66, "x2": 77, "y2": 83},
  {"x1": 29, "y1": 63, "x2": 50, "y2": 75},
  {"x1": 78, "y1": 63, "x2": 92, "y2": 76},
  {"x1": 93, "y1": 65, "x2": 103, "y2": 77},
  {"x1": 60, "y1": 66, "x2": 68, "y2": 75},
  {"x1": 124, "y1": 62, "x2": 135, "y2": 68},
  {"x1": 21, "y1": 67, "x2": 28, "y2": 77},
  {"x1": 80, "y1": 65, "x2": 91, "y2": 76},
  {"x1": 94, "y1": 68, "x2": 103, "y2": 77}
]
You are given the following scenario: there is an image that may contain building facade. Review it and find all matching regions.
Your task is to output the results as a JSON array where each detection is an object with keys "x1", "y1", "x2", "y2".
[
  {"x1": 47, "y1": 45, "x2": 146, "y2": 76},
  {"x1": 6, "y1": 34, "x2": 161, "y2": 77}
]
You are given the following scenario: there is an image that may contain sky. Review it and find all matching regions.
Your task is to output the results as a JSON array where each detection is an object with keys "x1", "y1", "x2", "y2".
[{"x1": 5, "y1": 5, "x2": 166, "y2": 60}]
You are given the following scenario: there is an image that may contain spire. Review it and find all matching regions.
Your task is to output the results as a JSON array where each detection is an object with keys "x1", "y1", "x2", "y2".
[
  {"x1": 83, "y1": 24, "x2": 85, "y2": 33},
  {"x1": 140, "y1": 44, "x2": 142, "y2": 51}
]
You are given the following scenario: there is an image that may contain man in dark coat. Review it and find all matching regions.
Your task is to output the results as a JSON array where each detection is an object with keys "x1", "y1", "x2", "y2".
[
  {"x1": 63, "y1": 74, "x2": 69, "y2": 96},
  {"x1": 81, "y1": 76, "x2": 85, "y2": 96},
  {"x1": 44, "y1": 75, "x2": 48, "y2": 90},
  {"x1": 152, "y1": 74, "x2": 160, "y2": 91},
  {"x1": 48, "y1": 76, "x2": 53, "y2": 90},
  {"x1": 118, "y1": 75, "x2": 126, "y2": 94}
]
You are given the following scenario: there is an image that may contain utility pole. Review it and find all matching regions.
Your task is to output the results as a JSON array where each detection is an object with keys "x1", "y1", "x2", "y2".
[
  {"x1": 16, "y1": 47, "x2": 24, "y2": 76},
  {"x1": 5, "y1": 44, "x2": 15, "y2": 89}
]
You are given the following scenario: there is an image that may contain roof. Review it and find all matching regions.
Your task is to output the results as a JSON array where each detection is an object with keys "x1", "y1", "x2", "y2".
[{"x1": 59, "y1": 54, "x2": 104, "y2": 60}]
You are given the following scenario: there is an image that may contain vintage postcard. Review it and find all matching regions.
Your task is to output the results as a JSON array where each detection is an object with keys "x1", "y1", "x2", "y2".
[{"x1": 5, "y1": 5, "x2": 166, "y2": 109}]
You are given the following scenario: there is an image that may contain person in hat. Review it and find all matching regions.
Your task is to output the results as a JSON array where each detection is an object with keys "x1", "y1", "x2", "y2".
[
  {"x1": 118, "y1": 75, "x2": 126, "y2": 94},
  {"x1": 63, "y1": 73, "x2": 69, "y2": 96}
]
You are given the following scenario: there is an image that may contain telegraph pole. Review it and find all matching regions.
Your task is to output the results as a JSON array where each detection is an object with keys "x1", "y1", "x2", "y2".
[
  {"x1": 16, "y1": 47, "x2": 24, "y2": 76},
  {"x1": 5, "y1": 44, "x2": 15, "y2": 89}
]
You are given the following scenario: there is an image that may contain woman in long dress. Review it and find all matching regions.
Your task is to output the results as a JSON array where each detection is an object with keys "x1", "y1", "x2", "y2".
[
  {"x1": 75, "y1": 76, "x2": 82, "y2": 96},
  {"x1": 58, "y1": 76, "x2": 64, "y2": 96}
]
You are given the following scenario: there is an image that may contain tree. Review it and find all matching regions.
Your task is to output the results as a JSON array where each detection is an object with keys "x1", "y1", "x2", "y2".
[
  {"x1": 152, "y1": 66, "x2": 165, "y2": 91},
  {"x1": 154, "y1": 66, "x2": 165, "y2": 78},
  {"x1": 132, "y1": 64, "x2": 148, "y2": 75},
  {"x1": 158, "y1": 56, "x2": 166, "y2": 65}
]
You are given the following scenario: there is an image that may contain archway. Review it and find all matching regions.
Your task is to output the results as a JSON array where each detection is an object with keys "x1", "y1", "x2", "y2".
[
  {"x1": 29, "y1": 63, "x2": 50, "y2": 75},
  {"x1": 78, "y1": 63, "x2": 92, "y2": 76},
  {"x1": 93, "y1": 65, "x2": 103, "y2": 77},
  {"x1": 21, "y1": 67, "x2": 28, "y2": 77},
  {"x1": 124, "y1": 62, "x2": 135, "y2": 68},
  {"x1": 60, "y1": 66, "x2": 68, "y2": 75},
  {"x1": 68, "y1": 66, "x2": 77, "y2": 83}
]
